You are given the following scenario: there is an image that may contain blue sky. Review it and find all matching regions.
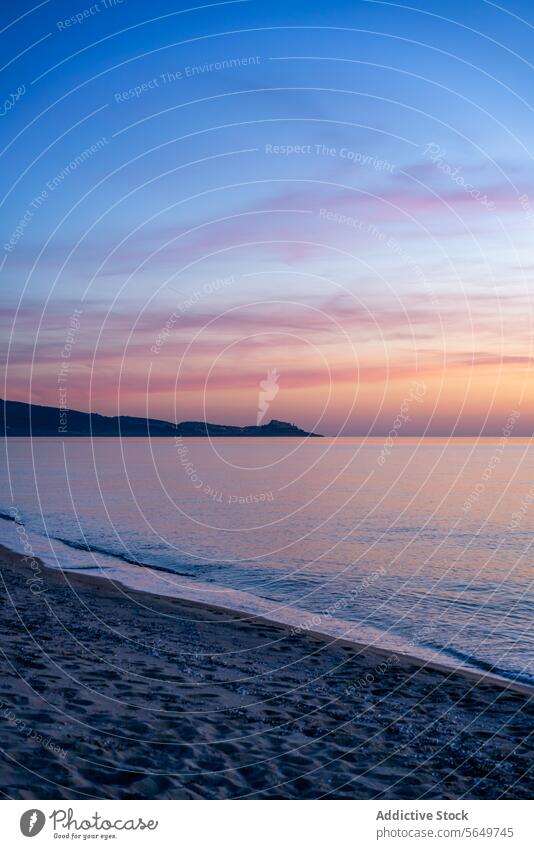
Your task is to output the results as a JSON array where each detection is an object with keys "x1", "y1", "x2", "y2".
[{"x1": 2, "y1": 0, "x2": 534, "y2": 433}]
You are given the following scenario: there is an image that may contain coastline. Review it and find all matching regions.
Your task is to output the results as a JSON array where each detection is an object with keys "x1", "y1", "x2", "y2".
[
  {"x1": 0, "y1": 543, "x2": 532, "y2": 799},
  {"x1": 2, "y1": 517, "x2": 531, "y2": 696}
]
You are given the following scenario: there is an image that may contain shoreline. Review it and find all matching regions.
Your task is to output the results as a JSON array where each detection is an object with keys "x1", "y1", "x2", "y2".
[
  {"x1": 1, "y1": 543, "x2": 532, "y2": 799},
  {"x1": 3, "y1": 540, "x2": 532, "y2": 698}
]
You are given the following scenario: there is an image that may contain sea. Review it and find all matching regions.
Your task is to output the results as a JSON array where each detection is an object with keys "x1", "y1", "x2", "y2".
[{"x1": 1, "y1": 437, "x2": 533, "y2": 687}]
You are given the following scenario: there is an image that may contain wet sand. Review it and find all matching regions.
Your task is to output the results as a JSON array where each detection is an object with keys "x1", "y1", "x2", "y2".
[{"x1": 0, "y1": 544, "x2": 532, "y2": 799}]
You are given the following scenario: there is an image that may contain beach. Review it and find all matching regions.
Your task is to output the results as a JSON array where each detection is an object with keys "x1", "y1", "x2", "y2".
[{"x1": 0, "y1": 544, "x2": 532, "y2": 800}]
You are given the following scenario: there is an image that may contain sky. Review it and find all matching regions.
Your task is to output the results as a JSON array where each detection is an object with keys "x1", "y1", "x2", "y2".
[{"x1": 1, "y1": 0, "x2": 534, "y2": 435}]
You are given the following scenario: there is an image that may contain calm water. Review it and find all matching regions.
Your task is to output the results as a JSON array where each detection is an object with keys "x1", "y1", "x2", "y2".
[{"x1": 1, "y1": 437, "x2": 533, "y2": 685}]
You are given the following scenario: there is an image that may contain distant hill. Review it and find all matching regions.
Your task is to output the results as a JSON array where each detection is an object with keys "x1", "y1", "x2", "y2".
[{"x1": 0, "y1": 399, "x2": 322, "y2": 437}]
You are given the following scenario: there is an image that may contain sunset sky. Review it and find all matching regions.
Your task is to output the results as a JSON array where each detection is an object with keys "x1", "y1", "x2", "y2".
[{"x1": 2, "y1": 0, "x2": 534, "y2": 435}]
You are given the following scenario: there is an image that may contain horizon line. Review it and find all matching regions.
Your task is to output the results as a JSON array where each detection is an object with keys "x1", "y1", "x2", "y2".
[{"x1": 2, "y1": 397, "x2": 533, "y2": 439}]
